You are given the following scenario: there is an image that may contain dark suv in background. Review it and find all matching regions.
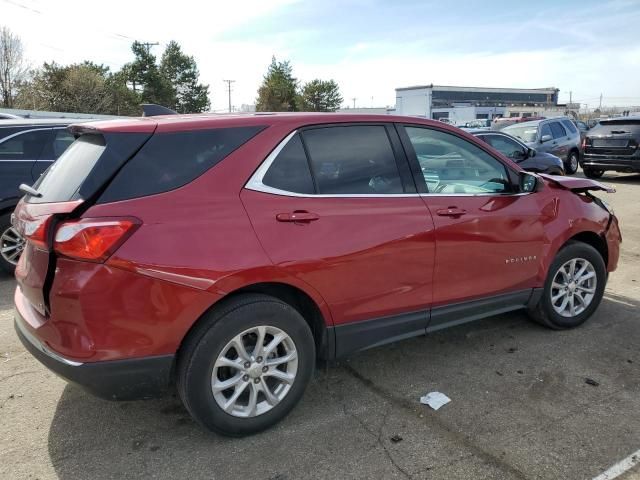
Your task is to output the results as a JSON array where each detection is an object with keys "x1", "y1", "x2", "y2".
[
  {"x1": 503, "y1": 117, "x2": 582, "y2": 174},
  {"x1": 582, "y1": 116, "x2": 640, "y2": 178},
  {"x1": 0, "y1": 119, "x2": 79, "y2": 272}
]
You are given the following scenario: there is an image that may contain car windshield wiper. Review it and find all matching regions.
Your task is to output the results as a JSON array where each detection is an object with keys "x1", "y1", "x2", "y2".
[{"x1": 19, "y1": 183, "x2": 42, "y2": 198}]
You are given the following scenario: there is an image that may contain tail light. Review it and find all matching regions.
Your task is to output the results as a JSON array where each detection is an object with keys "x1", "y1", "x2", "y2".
[
  {"x1": 13, "y1": 200, "x2": 82, "y2": 251},
  {"x1": 54, "y1": 218, "x2": 140, "y2": 262}
]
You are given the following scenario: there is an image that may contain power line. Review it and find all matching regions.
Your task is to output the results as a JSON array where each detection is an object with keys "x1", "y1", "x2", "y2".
[{"x1": 223, "y1": 79, "x2": 235, "y2": 113}]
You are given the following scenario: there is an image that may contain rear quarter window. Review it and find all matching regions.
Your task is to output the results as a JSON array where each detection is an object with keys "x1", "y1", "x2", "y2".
[{"x1": 99, "y1": 126, "x2": 264, "y2": 203}]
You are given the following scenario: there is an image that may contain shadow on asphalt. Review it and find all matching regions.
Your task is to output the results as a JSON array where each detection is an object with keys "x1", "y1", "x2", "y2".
[{"x1": 45, "y1": 292, "x2": 640, "y2": 480}]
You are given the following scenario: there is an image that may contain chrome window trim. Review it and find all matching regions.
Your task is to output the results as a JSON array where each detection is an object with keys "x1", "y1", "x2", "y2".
[
  {"x1": 0, "y1": 127, "x2": 57, "y2": 145},
  {"x1": 245, "y1": 129, "x2": 534, "y2": 199}
]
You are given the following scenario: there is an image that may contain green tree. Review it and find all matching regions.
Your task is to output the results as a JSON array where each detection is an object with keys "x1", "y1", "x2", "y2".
[
  {"x1": 256, "y1": 56, "x2": 298, "y2": 111},
  {"x1": 299, "y1": 79, "x2": 343, "y2": 112},
  {"x1": 15, "y1": 62, "x2": 139, "y2": 115},
  {"x1": 122, "y1": 41, "x2": 172, "y2": 105},
  {"x1": 160, "y1": 41, "x2": 210, "y2": 113}
]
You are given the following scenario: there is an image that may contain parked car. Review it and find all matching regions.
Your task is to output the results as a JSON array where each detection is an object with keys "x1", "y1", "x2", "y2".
[
  {"x1": 503, "y1": 117, "x2": 582, "y2": 174},
  {"x1": 574, "y1": 120, "x2": 590, "y2": 141},
  {"x1": 491, "y1": 116, "x2": 545, "y2": 131},
  {"x1": 460, "y1": 119, "x2": 491, "y2": 130},
  {"x1": 13, "y1": 113, "x2": 620, "y2": 436},
  {"x1": 581, "y1": 116, "x2": 640, "y2": 178},
  {"x1": 0, "y1": 118, "x2": 83, "y2": 273},
  {"x1": 470, "y1": 129, "x2": 565, "y2": 175}
]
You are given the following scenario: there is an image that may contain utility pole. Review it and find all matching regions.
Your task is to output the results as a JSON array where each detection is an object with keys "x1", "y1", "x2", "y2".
[
  {"x1": 569, "y1": 91, "x2": 572, "y2": 104},
  {"x1": 352, "y1": 97, "x2": 356, "y2": 109},
  {"x1": 223, "y1": 80, "x2": 235, "y2": 113},
  {"x1": 599, "y1": 93, "x2": 603, "y2": 110},
  {"x1": 140, "y1": 41, "x2": 159, "y2": 54}
]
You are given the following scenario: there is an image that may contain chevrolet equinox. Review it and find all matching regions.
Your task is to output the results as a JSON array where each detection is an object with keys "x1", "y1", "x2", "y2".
[{"x1": 13, "y1": 113, "x2": 621, "y2": 436}]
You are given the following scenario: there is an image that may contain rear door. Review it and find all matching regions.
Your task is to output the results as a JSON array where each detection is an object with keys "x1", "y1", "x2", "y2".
[
  {"x1": 399, "y1": 124, "x2": 545, "y2": 326},
  {"x1": 241, "y1": 124, "x2": 436, "y2": 356},
  {"x1": 549, "y1": 121, "x2": 570, "y2": 160}
]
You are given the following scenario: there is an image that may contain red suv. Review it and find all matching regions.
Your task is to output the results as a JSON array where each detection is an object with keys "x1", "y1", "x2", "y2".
[{"x1": 13, "y1": 113, "x2": 621, "y2": 436}]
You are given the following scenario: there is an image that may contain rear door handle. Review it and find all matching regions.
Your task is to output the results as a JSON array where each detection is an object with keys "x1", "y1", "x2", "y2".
[
  {"x1": 436, "y1": 207, "x2": 467, "y2": 217},
  {"x1": 276, "y1": 211, "x2": 320, "y2": 223}
]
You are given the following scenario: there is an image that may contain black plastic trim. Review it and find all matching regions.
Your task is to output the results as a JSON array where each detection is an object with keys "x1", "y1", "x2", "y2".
[
  {"x1": 15, "y1": 315, "x2": 173, "y2": 400},
  {"x1": 334, "y1": 310, "x2": 428, "y2": 358},
  {"x1": 428, "y1": 289, "x2": 532, "y2": 332}
]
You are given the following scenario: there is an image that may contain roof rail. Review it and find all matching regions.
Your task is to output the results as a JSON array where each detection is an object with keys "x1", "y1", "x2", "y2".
[{"x1": 141, "y1": 104, "x2": 178, "y2": 117}]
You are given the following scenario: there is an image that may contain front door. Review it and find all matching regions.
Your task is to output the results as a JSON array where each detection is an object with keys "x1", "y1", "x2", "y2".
[
  {"x1": 399, "y1": 125, "x2": 545, "y2": 317},
  {"x1": 241, "y1": 124, "x2": 436, "y2": 356}
]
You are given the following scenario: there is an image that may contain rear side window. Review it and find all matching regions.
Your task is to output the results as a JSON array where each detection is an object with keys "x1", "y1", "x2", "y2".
[
  {"x1": 302, "y1": 126, "x2": 403, "y2": 194},
  {"x1": 560, "y1": 119, "x2": 578, "y2": 134},
  {"x1": 262, "y1": 134, "x2": 314, "y2": 194},
  {"x1": 100, "y1": 126, "x2": 264, "y2": 202},
  {"x1": 549, "y1": 122, "x2": 567, "y2": 139},
  {"x1": 30, "y1": 134, "x2": 106, "y2": 203},
  {"x1": 0, "y1": 129, "x2": 52, "y2": 160}
]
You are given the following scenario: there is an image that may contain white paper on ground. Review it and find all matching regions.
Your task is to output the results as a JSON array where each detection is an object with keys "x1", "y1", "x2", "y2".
[{"x1": 420, "y1": 391, "x2": 451, "y2": 410}]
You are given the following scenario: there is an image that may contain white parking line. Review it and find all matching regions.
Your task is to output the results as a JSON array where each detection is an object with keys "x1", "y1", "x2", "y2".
[{"x1": 593, "y1": 449, "x2": 640, "y2": 480}]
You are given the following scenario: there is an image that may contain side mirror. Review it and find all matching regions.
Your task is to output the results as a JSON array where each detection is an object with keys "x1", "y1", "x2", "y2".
[
  {"x1": 540, "y1": 134, "x2": 552, "y2": 143},
  {"x1": 519, "y1": 172, "x2": 538, "y2": 193},
  {"x1": 527, "y1": 147, "x2": 536, "y2": 158}
]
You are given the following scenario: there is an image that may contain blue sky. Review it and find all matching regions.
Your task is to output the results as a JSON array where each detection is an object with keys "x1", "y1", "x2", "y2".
[{"x1": 4, "y1": 0, "x2": 640, "y2": 111}]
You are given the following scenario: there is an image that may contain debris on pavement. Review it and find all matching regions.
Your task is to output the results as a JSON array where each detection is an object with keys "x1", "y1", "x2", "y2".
[
  {"x1": 585, "y1": 378, "x2": 600, "y2": 387},
  {"x1": 507, "y1": 347, "x2": 518, "y2": 353},
  {"x1": 420, "y1": 391, "x2": 451, "y2": 410},
  {"x1": 390, "y1": 435, "x2": 403, "y2": 443}
]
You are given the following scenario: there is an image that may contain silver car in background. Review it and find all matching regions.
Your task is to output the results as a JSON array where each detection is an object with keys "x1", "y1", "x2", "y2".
[{"x1": 503, "y1": 117, "x2": 582, "y2": 174}]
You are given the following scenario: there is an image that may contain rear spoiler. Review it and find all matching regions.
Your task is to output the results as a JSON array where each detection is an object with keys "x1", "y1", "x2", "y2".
[
  {"x1": 538, "y1": 173, "x2": 615, "y2": 193},
  {"x1": 141, "y1": 104, "x2": 178, "y2": 117}
]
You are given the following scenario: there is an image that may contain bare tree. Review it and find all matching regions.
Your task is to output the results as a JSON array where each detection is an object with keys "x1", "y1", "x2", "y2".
[{"x1": 0, "y1": 27, "x2": 28, "y2": 108}]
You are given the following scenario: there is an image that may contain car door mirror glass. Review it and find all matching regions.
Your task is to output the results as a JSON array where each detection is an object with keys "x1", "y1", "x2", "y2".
[
  {"x1": 519, "y1": 172, "x2": 538, "y2": 193},
  {"x1": 540, "y1": 134, "x2": 552, "y2": 143}
]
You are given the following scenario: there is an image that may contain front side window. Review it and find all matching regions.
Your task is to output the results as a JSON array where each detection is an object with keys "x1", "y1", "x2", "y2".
[
  {"x1": 540, "y1": 124, "x2": 553, "y2": 139},
  {"x1": 302, "y1": 126, "x2": 403, "y2": 194},
  {"x1": 0, "y1": 129, "x2": 52, "y2": 160},
  {"x1": 550, "y1": 122, "x2": 567, "y2": 139},
  {"x1": 482, "y1": 134, "x2": 526, "y2": 160},
  {"x1": 262, "y1": 134, "x2": 314, "y2": 194},
  {"x1": 405, "y1": 126, "x2": 510, "y2": 194}
]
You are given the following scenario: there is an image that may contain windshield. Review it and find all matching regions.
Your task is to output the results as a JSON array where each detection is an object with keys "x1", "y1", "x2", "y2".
[{"x1": 504, "y1": 125, "x2": 538, "y2": 143}]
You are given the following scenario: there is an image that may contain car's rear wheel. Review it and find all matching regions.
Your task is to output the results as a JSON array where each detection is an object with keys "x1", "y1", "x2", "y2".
[
  {"x1": 565, "y1": 150, "x2": 579, "y2": 175},
  {"x1": 584, "y1": 168, "x2": 605, "y2": 179},
  {"x1": 528, "y1": 241, "x2": 606, "y2": 329},
  {"x1": 0, "y1": 213, "x2": 23, "y2": 274},
  {"x1": 177, "y1": 294, "x2": 315, "y2": 436}
]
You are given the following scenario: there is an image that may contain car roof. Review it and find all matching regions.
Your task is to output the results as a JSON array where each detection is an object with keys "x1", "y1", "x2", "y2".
[{"x1": 74, "y1": 112, "x2": 460, "y2": 134}]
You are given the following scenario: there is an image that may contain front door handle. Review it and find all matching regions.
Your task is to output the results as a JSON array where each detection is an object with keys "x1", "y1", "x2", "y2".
[
  {"x1": 276, "y1": 211, "x2": 320, "y2": 223},
  {"x1": 436, "y1": 207, "x2": 467, "y2": 217}
]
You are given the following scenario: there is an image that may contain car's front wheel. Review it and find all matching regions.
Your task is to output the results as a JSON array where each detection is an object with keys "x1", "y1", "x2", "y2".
[
  {"x1": 0, "y1": 213, "x2": 24, "y2": 274},
  {"x1": 528, "y1": 241, "x2": 606, "y2": 329},
  {"x1": 584, "y1": 168, "x2": 605, "y2": 179},
  {"x1": 177, "y1": 294, "x2": 315, "y2": 436},
  {"x1": 565, "y1": 150, "x2": 579, "y2": 175}
]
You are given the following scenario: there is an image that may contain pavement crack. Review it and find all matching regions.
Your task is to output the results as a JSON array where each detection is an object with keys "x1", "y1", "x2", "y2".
[{"x1": 342, "y1": 363, "x2": 530, "y2": 480}]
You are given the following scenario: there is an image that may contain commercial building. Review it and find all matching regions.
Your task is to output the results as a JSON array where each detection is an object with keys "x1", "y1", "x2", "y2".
[{"x1": 395, "y1": 85, "x2": 561, "y2": 125}]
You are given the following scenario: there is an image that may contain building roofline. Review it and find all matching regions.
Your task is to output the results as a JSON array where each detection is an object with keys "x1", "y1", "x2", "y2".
[{"x1": 395, "y1": 84, "x2": 559, "y2": 94}]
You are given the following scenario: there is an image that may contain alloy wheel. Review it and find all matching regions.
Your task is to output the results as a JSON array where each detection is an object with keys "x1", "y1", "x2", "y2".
[
  {"x1": 550, "y1": 258, "x2": 597, "y2": 317},
  {"x1": 1, "y1": 226, "x2": 24, "y2": 266},
  {"x1": 211, "y1": 325, "x2": 298, "y2": 418},
  {"x1": 568, "y1": 153, "x2": 579, "y2": 174}
]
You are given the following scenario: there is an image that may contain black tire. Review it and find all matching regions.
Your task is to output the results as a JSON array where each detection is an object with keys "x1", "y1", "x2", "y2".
[
  {"x1": 528, "y1": 241, "x2": 606, "y2": 330},
  {"x1": 0, "y1": 213, "x2": 20, "y2": 274},
  {"x1": 565, "y1": 150, "x2": 579, "y2": 175},
  {"x1": 177, "y1": 294, "x2": 315, "y2": 436},
  {"x1": 584, "y1": 168, "x2": 605, "y2": 179}
]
